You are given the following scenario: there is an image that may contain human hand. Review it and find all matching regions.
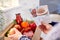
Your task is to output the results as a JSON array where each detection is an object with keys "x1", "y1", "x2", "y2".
[
  {"x1": 8, "y1": 28, "x2": 22, "y2": 40},
  {"x1": 39, "y1": 22, "x2": 52, "y2": 34}
]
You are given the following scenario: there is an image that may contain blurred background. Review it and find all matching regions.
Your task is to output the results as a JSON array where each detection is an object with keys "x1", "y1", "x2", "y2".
[
  {"x1": 40, "y1": 0, "x2": 60, "y2": 14},
  {"x1": 0, "y1": 0, "x2": 60, "y2": 14}
]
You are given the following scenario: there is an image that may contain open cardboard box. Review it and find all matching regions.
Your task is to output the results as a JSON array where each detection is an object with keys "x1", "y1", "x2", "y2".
[
  {"x1": 0, "y1": 5, "x2": 50, "y2": 40},
  {"x1": 0, "y1": 21, "x2": 41, "y2": 40}
]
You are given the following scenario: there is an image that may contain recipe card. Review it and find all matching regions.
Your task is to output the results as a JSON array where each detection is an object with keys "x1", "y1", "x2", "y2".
[
  {"x1": 33, "y1": 5, "x2": 51, "y2": 26},
  {"x1": 32, "y1": 5, "x2": 51, "y2": 40}
]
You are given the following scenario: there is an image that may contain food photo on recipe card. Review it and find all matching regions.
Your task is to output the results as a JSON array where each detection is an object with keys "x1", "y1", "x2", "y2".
[{"x1": 33, "y1": 5, "x2": 51, "y2": 26}]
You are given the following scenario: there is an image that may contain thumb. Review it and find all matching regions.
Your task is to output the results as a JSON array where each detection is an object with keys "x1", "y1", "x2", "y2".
[{"x1": 41, "y1": 21, "x2": 52, "y2": 30}]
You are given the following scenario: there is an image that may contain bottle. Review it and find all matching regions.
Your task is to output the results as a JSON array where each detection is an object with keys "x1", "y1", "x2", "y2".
[{"x1": 16, "y1": 13, "x2": 23, "y2": 25}]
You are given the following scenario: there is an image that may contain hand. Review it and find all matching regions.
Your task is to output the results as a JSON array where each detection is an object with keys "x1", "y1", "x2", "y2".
[
  {"x1": 39, "y1": 22, "x2": 52, "y2": 34},
  {"x1": 8, "y1": 28, "x2": 22, "y2": 40}
]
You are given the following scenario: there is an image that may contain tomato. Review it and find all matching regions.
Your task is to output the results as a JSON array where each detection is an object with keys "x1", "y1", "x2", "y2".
[{"x1": 21, "y1": 22, "x2": 29, "y2": 28}]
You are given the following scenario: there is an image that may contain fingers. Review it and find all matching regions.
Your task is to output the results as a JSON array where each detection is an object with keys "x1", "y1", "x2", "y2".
[
  {"x1": 39, "y1": 24, "x2": 47, "y2": 31},
  {"x1": 40, "y1": 21, "x2": 48, "y2": 30},
  {"x1": 39, "y1": 21, "x2": 52, "y2": 34},
  {"x1": 41, "y1": 21, "x2": 52, "y2": 30},
  {"x1": 39, "y1": 24, "x2": 49, "y2": 34}
]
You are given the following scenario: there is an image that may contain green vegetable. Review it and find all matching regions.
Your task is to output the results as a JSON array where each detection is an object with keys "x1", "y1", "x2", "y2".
[{"x1": 13, "y1": 20, "x2": 17, "y2": 24}]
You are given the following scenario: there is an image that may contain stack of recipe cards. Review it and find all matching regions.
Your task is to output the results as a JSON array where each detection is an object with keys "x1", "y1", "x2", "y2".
[
  {"x1": 33, "y1": 5, "x2": 51, "y2": 26},
  {"x1": 32, "y1": 5, "x2": 51, "y2": 40}
]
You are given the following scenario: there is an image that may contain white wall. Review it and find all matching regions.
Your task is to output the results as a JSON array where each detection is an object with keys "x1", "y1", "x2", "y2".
[{"x1": 19, "y1": 0, "x2": 39, "y2": 9}]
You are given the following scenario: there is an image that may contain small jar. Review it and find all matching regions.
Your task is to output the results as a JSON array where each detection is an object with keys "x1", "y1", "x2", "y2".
[{"x1": 16, "y1": 13, "x2": 23, "y2": 25}]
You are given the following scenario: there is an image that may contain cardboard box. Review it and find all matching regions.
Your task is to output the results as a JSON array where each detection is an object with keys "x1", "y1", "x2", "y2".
[{"x1": 0, "y1": 22, "x2": 41, "y2": 40}]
